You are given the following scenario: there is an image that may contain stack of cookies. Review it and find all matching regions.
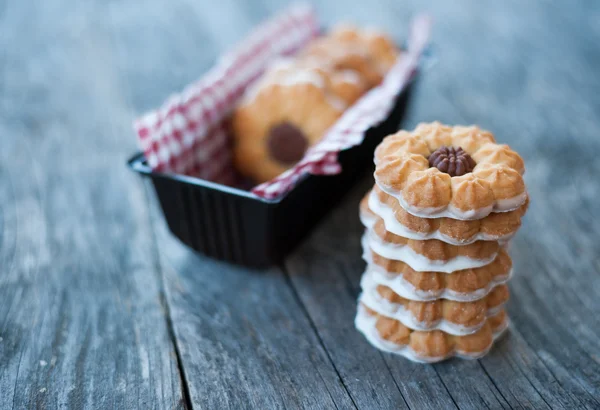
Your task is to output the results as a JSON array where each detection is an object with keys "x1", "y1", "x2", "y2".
[
  {"x1": 356, "y1": 122, "x2": 528, "y2": 362},
  {"x1": 232, "y1": 25, "x2": 400, "y2": 183}
]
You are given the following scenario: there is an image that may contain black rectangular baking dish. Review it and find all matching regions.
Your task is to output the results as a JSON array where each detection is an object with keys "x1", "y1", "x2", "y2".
[{"x1": 128, "y1": 76, "x2": 416, "y2": 267}]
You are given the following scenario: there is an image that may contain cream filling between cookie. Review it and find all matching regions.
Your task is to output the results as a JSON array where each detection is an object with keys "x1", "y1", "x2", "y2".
[
  {"x1": 361, "y1": 254, "x2": 513, "y2": 302},
  {"x1": 359, "y1": 208, "x2": 378, "y2": 230},
  {"x1": 359, "y1": 271, "x2": 507, "y2": 336},
  {"x1": 375, "y1": 181, "x2": 528, "y2": 221},
  {"x1": 354, "y1": 304, "x2": 509, "y2": 363},
  {"x1": 367, "y1": 190, "x2": 516, "y2": 245},
  {"x1": 364, "y1": 231, "x2": 498, "y2": 273}
]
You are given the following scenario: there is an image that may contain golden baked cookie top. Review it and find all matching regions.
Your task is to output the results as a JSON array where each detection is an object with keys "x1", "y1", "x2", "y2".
[
  {"x1": 300, "y1": 24, "x2": 399, "y2": 88},
  {"x1": 374, "y1": 122, "x2": 527, "y2": 220},
  {"x1": 290, "y1": 58, "x2": 370, "y2": 106}
]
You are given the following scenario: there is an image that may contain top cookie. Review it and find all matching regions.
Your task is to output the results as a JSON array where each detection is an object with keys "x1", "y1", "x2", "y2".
[{"x1": 374, "y1": 122, "x2": 527, "y2": 220}]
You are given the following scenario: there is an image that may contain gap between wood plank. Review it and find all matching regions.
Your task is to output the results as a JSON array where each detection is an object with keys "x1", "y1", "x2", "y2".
[
  {"x1": 476, "y1": 361, "x2": 511, "y2": 409},
  {"x1": 158, "y1": 288, "x2": 193, "y2": 410},
  {"x1": 280, "y1": 261, "x2": 418, "y2": 410},
  {"x1": 431, "y1": 369, "x2": 460, "y2": 410},
  {"x1": 509, "y1": 325, "x2": 600, "y2": 409},
  {"x1": 11, "y1": 350, "x2": 25, "y2": 410},
  {"x1": 481, "y1": 350, "x2": 552, "y2": 410},
  {"x1": 143, "y1": 183, "x2": 193, "y2": 410},
  {"x1": 537, "y1": 356, "x2": 600, "y2": 409},
  {"x1": 279, "y1": 266, "x2": 359, "y2": 410},
  {"x1": 378, "y1": 359, "x2": 412, "y2": 410}
]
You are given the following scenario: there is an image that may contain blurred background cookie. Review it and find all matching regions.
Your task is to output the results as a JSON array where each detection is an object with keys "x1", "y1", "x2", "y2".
[
  {"x1": 232, "y1": 60, "x2": 366, "y2": 183},
  {"x1": 300, "y1": 24, "x2": 399, "y2": 88}
]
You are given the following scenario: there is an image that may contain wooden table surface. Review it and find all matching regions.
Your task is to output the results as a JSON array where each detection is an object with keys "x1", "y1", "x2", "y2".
[{"x1": 1, "y1": 0, "x2": 599, "y2": 409}]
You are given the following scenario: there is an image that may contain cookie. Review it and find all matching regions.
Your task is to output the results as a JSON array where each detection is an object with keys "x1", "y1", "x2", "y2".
[
  {"x1": 373, "y1": 122, "x2": 527, "y2": 220},
  {"x1": 364, "y1": 219, "x2": 502, "y2": 273},
  {"x1": 355, "y1": 304, "x2": 508, "y2": 363},
  {"x1": 360, "y1": 271, "x2": 509, "y2": 334},
  {"x1": 361, "y1": 187, "x2": 529, "y2": 245},
  {"x1": 362, "y1": 246, "x2": 512, "y2": 302},
  {"x1": 232, "y1": 61, "x2": 364, "y2": 183},
  {"x1": 300, "y1": 24, "x2": 399, "y2": 88}
]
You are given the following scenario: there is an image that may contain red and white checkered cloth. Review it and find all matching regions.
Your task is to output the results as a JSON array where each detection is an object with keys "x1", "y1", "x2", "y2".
[{"x1": 134, "y1": 4, "x2": 431, "y2": 199}]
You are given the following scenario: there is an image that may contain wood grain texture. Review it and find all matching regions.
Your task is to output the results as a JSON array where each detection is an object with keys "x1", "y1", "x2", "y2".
[
  {"x1": 2, "y1": 0, "x2": 600, "y2": 409},
  {"x1": 146, "y1": 194, "x2": 356, "y2": 410},
  {"x1": 0, "y1": 0, "x2": 183, "y2": 408}
]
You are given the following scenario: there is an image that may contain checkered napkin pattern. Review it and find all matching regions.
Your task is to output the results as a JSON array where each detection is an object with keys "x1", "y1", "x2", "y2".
[
  {"x1": 253, "y1": 14, "x2": 432, "y2": 198},
  {"x1": 134, "y1": 4, "x2": 431, "y2": 199},
  {"x1": 133, "y1": 4, "x2": 318, "y2": 186}
]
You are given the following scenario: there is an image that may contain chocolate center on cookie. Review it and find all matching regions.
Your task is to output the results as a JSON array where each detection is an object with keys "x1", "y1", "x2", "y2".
[
  {"x1": 428, "y1": 146, "x2": 476, "y2": 177},
  {"x1": 267, "y1": 122, "x2": 309, "y2": 165}
]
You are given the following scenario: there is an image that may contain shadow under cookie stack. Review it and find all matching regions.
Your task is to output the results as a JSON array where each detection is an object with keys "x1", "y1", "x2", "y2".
[{"x1": 356, "y1": 122, "x2": 528, "y2": 363}]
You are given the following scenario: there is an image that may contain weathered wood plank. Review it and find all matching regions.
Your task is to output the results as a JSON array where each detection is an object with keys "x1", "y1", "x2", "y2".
[
  {"x1": 3, "y1": 0, "x2": 600, "y2": 408},
  {"x1": 144, "y1": 194, "x2": 356, "y2": 409},
  {"x1": 0, "y1": 1, "x2": 184, "y2": 408}
]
